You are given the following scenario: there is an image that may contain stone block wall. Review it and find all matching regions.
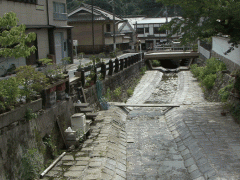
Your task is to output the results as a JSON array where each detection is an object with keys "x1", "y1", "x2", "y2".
[
  {"x1": 0, "y1": 98, "x2": 75, "y2": 180},
  {"x1": 211, "y1": 50, "x2": 240, "y2": 72},
  {"x1": 84, "y1": 60, "x2": 145, "y2": 109}
]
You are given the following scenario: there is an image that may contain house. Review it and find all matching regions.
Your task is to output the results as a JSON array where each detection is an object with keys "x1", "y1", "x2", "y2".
[
  {"x1": 134, "y1": 17, "x2": 181, "y2": 50},
  {"x1": 118, "y1": 16, "x2": 145, "y2": 51},
  {"x1": 0, "y1": 0, "x2": 73, "y2": 75},
  {"x1": 68, "y1": 3, "x2": 131, "y2": 54}
]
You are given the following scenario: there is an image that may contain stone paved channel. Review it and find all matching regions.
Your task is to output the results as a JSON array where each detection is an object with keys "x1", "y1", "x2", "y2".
[
  {"x1": 45, "y1": 70, "x2": 240, "y2": 180},
  {"x1": 126, "y1": 70, "x2": 240, "y2": 180}
]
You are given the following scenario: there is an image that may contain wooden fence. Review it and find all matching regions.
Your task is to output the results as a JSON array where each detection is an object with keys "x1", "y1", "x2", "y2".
[{"x1": 78, "y1": 53, "x2": 144, "y2": 87}]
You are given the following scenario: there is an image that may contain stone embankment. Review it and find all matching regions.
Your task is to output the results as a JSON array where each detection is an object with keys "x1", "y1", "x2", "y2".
[
  {"x1": 43, "y1": 107, "x2": 128, "y2": 179},
  {"x1": 45, "y1": 70, "x2": 240, "y2": 180}
]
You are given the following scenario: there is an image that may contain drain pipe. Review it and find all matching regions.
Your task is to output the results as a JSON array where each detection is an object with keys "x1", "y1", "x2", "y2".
[{"x1": 40, "y1": 152, "x2": 66, "y2": 178}]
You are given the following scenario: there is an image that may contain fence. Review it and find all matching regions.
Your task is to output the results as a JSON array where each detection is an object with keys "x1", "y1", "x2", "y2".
[
  {"x1": 154, "y1": 45, "x2": 193, "y2": 51},
  {"x1": 78, "y1": 53, "x2": 144, "y2": 88}
]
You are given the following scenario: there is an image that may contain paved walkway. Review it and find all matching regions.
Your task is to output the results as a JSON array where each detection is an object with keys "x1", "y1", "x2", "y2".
[{"x1": 126, "y1": 70, "x2": 240, "y2": 180}]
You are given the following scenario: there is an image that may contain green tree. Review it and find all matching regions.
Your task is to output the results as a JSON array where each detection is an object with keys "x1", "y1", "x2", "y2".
[
  {"x1": 0, "y1": 12, "x2": 36, "y2": 60},
  {"x1": 157, "y1": 0, "x2": 240, "y2": 53}
]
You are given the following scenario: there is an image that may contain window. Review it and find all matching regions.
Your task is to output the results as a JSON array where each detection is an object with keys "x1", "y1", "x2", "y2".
[
  {"x1": 137, "y1": 28, "x2": 144, "y2": 34},
  {"x1": 145, "y1": 27, "x2": 149, "y2": 33},
  {"x1": 106, "y1": 24, "x2": 111, "y2": 32},
  {"x1": 53, "y1": 2, "x2": 67, "y2": 21},
  {"x1": 7, "y1": 0, "x2": 37, "y2": 4},
  {"x1": 154, "y1": 27, "x2": 166, "y2": 34}
]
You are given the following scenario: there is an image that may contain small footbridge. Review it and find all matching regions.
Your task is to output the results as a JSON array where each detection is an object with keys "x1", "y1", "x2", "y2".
[
  {"x1": 144, "y1": 50, "x2": 199, "y2": 72},
  {"x1": 145, "y1": 51, "x2": 199, "y2": 60}
]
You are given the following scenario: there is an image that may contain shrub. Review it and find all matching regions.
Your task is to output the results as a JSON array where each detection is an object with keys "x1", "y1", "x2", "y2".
[
  {"x1": 16, "y1": 66, "x2": 48, "y2": 102},
  {"x1": 190, "y1": 57, "x2": 226, "y2": 90},
  {"x1": 202, "y1": 74, "x2": 217, "y2": 90},
  {"x1": 218, "y1": 82, "x2": 234, "y2": 102},
  {"x1": 0, "y1": 77, "x2": 20, "y2": 110},
  {"x1": 190, "y1": 64, "x2": 202, "y2": 78},
  {"x1": 152, "y1": 60, "x2": 161, "y2": 67}
]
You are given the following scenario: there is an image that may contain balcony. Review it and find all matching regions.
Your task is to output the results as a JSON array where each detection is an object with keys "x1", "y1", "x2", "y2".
[{"x1": 53, "y1": 13, "x2": 68, "y2": 21}]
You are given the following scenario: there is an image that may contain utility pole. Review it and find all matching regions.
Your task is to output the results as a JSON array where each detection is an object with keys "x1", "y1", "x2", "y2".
[
  {"x1": 91, "y1": 0, "x2": 95, "y2": 67},
  {"x1": 165, "y1": 6, "x2": 169, "y2": 44},
  {"x1": 112, "y1": 0, "x2": 116, "y2": 51}
]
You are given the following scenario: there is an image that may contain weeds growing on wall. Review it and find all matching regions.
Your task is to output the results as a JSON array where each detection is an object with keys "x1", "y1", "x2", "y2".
[
  {"x1": 127, "y1": 88, "x2": 134, "y2": 97},
  {"x1": 113, "y1": 87, "x2": 122, "y2": 99},
  {"x1": 20, "y1": 148, "x2": 43, "y2": 180},
  {"x1": 218, "y1": 81, "x2": 234, "y2": 102},
  {"x1": 140, "y1": 66, "x2": 147, "y2": 75},
  {"x1": 190, "y1": 57, "x2": 227, "y2": 89},
  {"x1": 105, "y1": 88, "x2": 112, "y2": 101},
  {"x1": 25, "y1": 108, "x2": 38, "y2": 121}
]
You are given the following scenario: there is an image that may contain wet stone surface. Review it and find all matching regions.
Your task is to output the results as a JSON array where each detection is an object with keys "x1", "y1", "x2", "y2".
[
  {"x1": 146, "y1": 73, "x2": 178, "y2": 104},
  {"x1": 126, "y1": 114, "x2": 191, "y2": 179},
  {"x1": 126, "y1": 70, "x2": 240, "y2": 180}
]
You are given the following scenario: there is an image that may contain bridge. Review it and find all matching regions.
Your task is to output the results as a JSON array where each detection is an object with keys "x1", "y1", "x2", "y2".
[{"x1": 144, "y1": 51, "x2": 199, "y2": 60}]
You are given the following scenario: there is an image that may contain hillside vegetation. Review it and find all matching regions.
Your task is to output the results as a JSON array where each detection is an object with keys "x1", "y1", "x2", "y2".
[{"x1": 67, "y1": 0, "x2": 182, "y2": 17}]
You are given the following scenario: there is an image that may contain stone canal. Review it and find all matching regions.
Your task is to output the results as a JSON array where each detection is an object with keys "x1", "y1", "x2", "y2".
[{"x1": 44, "y1": 70, "x2": 240, "y2": 180}]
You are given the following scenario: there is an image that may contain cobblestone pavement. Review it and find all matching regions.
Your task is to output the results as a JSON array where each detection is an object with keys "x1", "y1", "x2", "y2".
[
  {"x1": 45, "y1": 70, "x2": 240, "y2": 180},
  {"x1": 43, "y1": 107, "x2": 128, "y2": 180},
  {"x1": 126, "y1": 70, "x2": 240, "y2": 180}
]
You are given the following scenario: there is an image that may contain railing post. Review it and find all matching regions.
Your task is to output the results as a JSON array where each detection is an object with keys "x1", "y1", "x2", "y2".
[
  {"x1": 128, "y1": 57, "x2": 131, "y2": 66},
  {"x1": 93, "y1": 67, "x2": 97, "y2": 83},
  {"x1": 114, "y1": 58, "x2": 119, "y2": 73},
  {"x1": 124, "y1": 58, "x2": 128, "y2": 68},
  {"x1": 108, "y1": 59, "x2": 113, "y2": 76},
  {"x1": 131, "y1": 56, "x2": 134, "y2": 65},
  {"x1": 100, "y1": 62, "x2": 106, "y2": 80},
  {"x1": 142, "y1": 52, "x2": 144, "y2": 60},
  {"x1": 81, "y1": 69, "x2": 85, "y2": 87},
  {"x1": 120, "y1": 59, "x2": 124, "y2": 70}
]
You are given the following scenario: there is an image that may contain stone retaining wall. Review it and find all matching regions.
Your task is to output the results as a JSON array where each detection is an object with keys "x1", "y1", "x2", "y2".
[
  {"x1": 0, "y1": 60, "x2": 145, "y2": 179},
  {"x1": 0, "y1": 98, "x2": 75, "y2": 180},
  {"x1": 84, "y1": 60, "x2": 145, "y2": 109},
  {"x1": 211, "y1": 50, "x2": 240, "y2": 72}
]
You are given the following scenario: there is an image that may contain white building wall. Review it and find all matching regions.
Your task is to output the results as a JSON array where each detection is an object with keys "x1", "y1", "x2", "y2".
[
  {"x1": 212, "y1": 37, "x2": 240, "y2": 66},
  {"x1": 198, "y1": 40, "x2": 211, "y2": 59}
]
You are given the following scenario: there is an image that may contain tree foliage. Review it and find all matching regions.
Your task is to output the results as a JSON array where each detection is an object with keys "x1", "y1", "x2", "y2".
[
  {"x1": 67, "y1": 0, "x2": 171, "y2": 17},
  {"x1": 0, "y1": 12, "x2": 36, "y2": 59},
  {"x1": 157, "y1": 0, "x2": 240, "y2": 53}
]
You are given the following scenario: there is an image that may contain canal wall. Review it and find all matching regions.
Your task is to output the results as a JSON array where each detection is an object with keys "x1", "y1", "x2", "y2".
[
  {"x1": 84, "y1": 60, "x2": 146, "y2": 109},
  {"x1": 198, "y1": 38, "x2": 240, "y2": 72},
  {"x1": 0, "y1": 59, "x2": 146, "y2": 180}
]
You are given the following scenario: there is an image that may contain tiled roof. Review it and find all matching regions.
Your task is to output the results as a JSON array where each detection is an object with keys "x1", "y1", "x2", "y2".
[{"x1": 68, "y1": 3, "x2": 122, "y2": 21}]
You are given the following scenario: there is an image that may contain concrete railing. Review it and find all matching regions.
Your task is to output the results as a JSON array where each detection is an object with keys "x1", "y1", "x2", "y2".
[{"x1": 0, "y1": 98, "x2": 42, "y2": 129}]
